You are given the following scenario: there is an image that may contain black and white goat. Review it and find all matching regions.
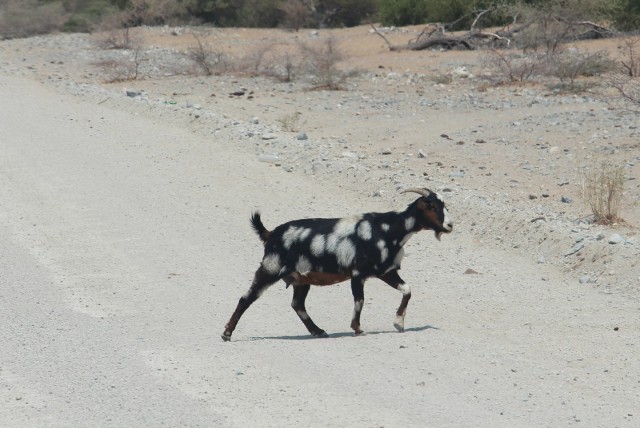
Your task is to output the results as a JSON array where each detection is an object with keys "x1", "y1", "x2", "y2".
[{"x1": 221, "y1": 188, "x2": 453, "y2": 341}]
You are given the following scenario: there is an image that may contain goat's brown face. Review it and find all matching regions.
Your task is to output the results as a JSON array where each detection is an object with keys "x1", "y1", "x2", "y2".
[{"x1": 417, "y1": 191, "x2": 453, "y2": 240}]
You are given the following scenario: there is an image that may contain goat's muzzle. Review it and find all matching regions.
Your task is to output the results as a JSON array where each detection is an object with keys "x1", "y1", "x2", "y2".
[{"x1": 435, "y1": 222, "x2": 453, "y2": 241}]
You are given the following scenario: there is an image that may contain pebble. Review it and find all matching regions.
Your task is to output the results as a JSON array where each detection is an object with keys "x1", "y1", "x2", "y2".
[
  {"x1": 296, "y1": 132, "x2": 308, "y2": 140},
  {"x1": 258, "y1": 154, "x2": 279, "y2": 163},
  {"x1": 608, "y1": 233, "x2": 624, "y2": 244},
  {"x1": 537, "y1": 255, "x2": 546, "y2": 264},
  {"x1": 579, "y1": 276, "x2": 592, "y2": 284},
  {"x1": 125, "y1": 89, "x2": 142, "y2": 97}
]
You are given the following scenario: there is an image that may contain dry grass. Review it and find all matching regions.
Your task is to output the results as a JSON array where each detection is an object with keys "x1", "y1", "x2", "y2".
[
  {"x1": 581, "y1": 159, "x2": 626, "y2": 224},
  {"x1": 277, "y1": 112, "x2": 302, "y2": 132}
]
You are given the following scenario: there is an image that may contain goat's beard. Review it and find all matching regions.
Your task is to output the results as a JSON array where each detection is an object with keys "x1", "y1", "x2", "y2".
[{"x1": 435, "y1": 230, "x2": 443, "y2": 241}]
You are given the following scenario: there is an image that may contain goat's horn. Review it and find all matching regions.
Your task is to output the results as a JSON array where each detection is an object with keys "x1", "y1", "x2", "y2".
[{"x1": 400, "y1": 188, "x2": 431, "y2": 197}]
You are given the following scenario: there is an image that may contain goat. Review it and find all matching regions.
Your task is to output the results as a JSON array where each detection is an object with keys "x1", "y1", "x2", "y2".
[{"x1": 221, "y1": 188, "x2": 453, "y2": 341}]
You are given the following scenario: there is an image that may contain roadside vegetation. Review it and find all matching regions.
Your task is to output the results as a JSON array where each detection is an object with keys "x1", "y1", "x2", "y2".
[
  {"x1": 1, "y1": 0, "x2": 636, "y2": 222},
  {"x1": 1, "y1": 1, "x2": 639, "y2": 38}
]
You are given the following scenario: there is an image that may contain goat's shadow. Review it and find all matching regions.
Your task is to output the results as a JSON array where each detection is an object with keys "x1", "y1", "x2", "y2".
[{"x1": 248, "y1": 324, "x2": 439, "y2": 341}]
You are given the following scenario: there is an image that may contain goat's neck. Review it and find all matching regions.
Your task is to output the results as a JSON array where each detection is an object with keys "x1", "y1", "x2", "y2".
[{"x1": 386, "y1": 204, "x2": 421, "y2": 245}]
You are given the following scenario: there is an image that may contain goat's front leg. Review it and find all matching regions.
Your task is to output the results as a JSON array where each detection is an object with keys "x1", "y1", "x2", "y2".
[
  {"x1": 350, "y1": 276, "x2": 365, "y2": 335},
  {"x1": 379, "y1": 270, "x2": 411, "y2": 332},
  {"x1": 291, "y1": 284, "x2": 328, "y2": 338}
]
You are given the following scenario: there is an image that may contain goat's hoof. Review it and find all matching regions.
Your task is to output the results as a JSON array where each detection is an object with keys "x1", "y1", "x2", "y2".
[
  {"x1": 221, "y1": 332, "x2": 232, "y2": 342},
  {"x1": 313, "y1": 330, "x2": 329, "y2": 338},
  {"x1": 393, "y1": 322, "x2": 405, "y2": 332},
  {"x1": 354, "y1": 329, "x2": 365, "y2": 336}
]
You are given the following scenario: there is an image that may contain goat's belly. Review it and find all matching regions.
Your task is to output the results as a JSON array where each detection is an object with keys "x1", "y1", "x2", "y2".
[{"x1": 289, "y1": 271, "x2": 349, "y2": 286}]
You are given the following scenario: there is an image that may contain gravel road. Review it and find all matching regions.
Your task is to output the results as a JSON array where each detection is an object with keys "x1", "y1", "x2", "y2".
[{"x1": 1, "y1": 33, "x2": 639, "y2": 427}]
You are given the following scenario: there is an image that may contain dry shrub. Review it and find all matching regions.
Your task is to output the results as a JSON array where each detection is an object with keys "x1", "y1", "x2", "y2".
[
  {"x1": 269, "y1": 50, "x2": 299, "y2": 82},
  {"x1": 239, "y1": 44, "x2": 302, "y2": 82},
  {"x1": 278, "y1": 0, "x2": 311, "y2": 31},
  {"x1": 608, "y1": 73, "x2": 640, "y2": 111},
  {"x1": 94, "y1": 25, "x2": 142, "y2": 50},
  {"x1": 606, "y1": 36, "x2": 640, "y2": 110},
  {"x1": 299, "y1": 36, "x2": 345, "y2": 90},
  {"x1": 238, "y1": 44, "x2": 274, "y2": 77},
  {"x1": 507, "y1": 0, "x2": 613, "y2": 54},
  {"x1": 619, "y1": 36, "x2": 640, "y2": 78},
  {"x1": 581, "y1": 159, "x2": 626, "y2": 224},
  {"x1": 93, "y1": 47, "x2": 144, "y2": 82},
  {"x1": 277, "y1": 112, "x2": 302, "y2": 132},
  {"x1": 483, "y1": 50, "x2": 543, "y2": 83},
  {"x1": 187, "y1": 32, "x2": 227, "y2": 76},
  {"x1": 546, "y1": 48, "x2": 614, "y2": 92}
]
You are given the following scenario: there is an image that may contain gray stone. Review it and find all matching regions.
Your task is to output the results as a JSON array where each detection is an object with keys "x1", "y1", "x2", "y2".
[
  {"x1": 608, "y1": 233, "x2": 624, "y2": 244},
  {"x1": 125, "y1": 89, "x2": 142, "y2": 97}
]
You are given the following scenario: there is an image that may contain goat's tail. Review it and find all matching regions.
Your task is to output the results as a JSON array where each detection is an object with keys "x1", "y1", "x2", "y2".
[{"x1": 250, "y1": 212, "x2": 271, "y2": 244}]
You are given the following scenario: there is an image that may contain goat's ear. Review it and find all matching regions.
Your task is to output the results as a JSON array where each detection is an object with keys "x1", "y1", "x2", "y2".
[{"x1": 416, "y1": 197, "x2": 431, "y2": 211}]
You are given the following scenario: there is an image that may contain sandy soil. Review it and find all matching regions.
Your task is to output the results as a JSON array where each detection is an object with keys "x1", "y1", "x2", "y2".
[{"x1": 0, "y1": 26, "x2": 639, "y2": 427}]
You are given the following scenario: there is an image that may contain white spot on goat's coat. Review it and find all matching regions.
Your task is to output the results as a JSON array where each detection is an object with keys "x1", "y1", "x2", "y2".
[
  {"x1": 381, "y1": 223, "x2": 390, "y2": 232},
  {"x1": 261, "y1": 253, "x2": 281, "y2": 274},
  {"x1": 295, "y1": 255, "x2": 312, "y2": 274},
  {"x1": 326, "y1": 218, "x2": 358, "y2": 267},
  {"x1": 357, "y1": 221, "x2": 372, "y2": 240},
  {"x1": 310, "y1": 234, "x2": 326, "y2": 257},
  {"x1": 335, "y1": 239, "x2": 356, "y2": 267},
  {"x1": 282, "y1": 226, "x2": 311, "y2": 249},
  {"x1": 334, "y1": 217, "x2": 359, "y2": 237},
  {"x1": 405, "y1": 216, "x2": 415, "y2": 231},
  {"x1": 377, "y1": 240, "x2": 388, "y2": 263},
  {"x1": 398, "y1": 282, "x2": 411, "y2": 296}
]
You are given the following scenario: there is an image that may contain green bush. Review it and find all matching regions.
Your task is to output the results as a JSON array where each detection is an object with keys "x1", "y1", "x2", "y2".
[
  {"x1": 611, "y1": 0, "x2": 640, "y2": 31},
  {"x1": 377, "y1": 0, "x2": 429, "y2": 26}
]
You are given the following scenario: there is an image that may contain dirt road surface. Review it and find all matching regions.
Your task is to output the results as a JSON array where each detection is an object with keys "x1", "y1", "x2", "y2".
[{"x1": 1, "y1": 30, "x2": 639, "y2": 427}]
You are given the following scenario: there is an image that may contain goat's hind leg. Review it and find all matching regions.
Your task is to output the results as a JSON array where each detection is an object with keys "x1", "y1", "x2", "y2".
[
  {"x1": 291, "y1": 284, "x2": 328, "y2": 338},
  {"x1": 379, "y1": 270, "x2": 411, "y2": 332},
  {"x1": 221, "y1": 267, "x2": 278, "y2": 341}
]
